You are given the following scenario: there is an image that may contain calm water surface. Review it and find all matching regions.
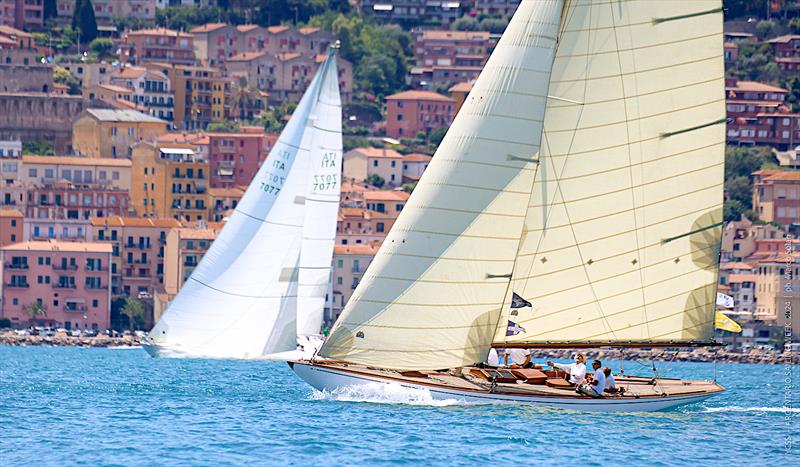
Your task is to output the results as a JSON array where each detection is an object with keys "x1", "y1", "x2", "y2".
[{"x1": 0, "y1": 346, "x2": 797, "y2": 466}]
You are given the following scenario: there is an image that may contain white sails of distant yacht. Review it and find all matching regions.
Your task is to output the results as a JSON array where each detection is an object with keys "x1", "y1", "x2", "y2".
[
  {"x1": 316, "y1": 0, "x2": 726, "y2": 371},
  {"x1": 145, "y1": 50, "x2": 342, "y2": 359}
]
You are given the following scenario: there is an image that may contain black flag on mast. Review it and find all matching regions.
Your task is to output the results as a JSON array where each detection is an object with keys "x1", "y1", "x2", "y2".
[{"x1": 511, "y1": 292, "x2": 532, "y2": 309}]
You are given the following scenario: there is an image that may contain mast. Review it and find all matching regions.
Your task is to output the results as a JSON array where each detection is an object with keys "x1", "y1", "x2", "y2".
[
  {"x1": 493, "y1": 1, "x2": 726, "y2": 349},
  {"x1": 318, "y1": 0, "x2": 566, "y2": 371}
]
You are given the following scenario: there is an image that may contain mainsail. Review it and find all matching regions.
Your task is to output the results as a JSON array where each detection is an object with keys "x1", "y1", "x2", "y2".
[
  {"x1": 148, "y1": 52, "x2": 340, "y2": 358},
  {"x1": 297, "y1": 53, "x2": 343, "y2": 342},
  {"x1": 320, "y1": 0, "x2": 726, "y2": 370},
  {"x1": 320, "y1": 0, "x2": 565, "y2": 370},
  {"x1": 495, "y1": 0, "x2": 726, "y2": 348}
]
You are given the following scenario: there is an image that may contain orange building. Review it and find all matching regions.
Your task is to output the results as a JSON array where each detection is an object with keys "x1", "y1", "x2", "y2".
[
  {"x1": 385, "y1": 90, "x2": 455, "y2": 139},
  {"x1": 0, "y1": 208, "x2": 22, "y2": 246}
]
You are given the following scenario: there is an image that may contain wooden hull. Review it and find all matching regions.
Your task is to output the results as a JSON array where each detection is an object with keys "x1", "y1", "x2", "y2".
[{"x1": 290, "y1": 361, "x2": 724, "y2": 412}]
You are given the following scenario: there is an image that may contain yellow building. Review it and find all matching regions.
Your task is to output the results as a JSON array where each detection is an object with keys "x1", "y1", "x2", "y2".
[
  {"x1": 131, "y1": 142, "x2": 210, "y2": 223},
  {"x1": 163, "y1": 225, "x2": 219, "y2": 296},
  {"x1": 72, "y1": 108, "x2": 168, "y2": 159},
  {"x1": 145, "y1": 62, "x2": 231, "y2": 130}
]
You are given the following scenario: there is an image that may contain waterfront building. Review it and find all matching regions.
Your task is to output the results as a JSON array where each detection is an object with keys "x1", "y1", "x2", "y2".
[
  {"x1": 0, "y1": 240, "x2": 112, "y2": 330},
  {"x1": 89, "y1": 216, "x2": 180, "y2": 296},
  {"x1": 121, "y1": 28, "x2": 196, "y2": 66},
  {"x1": 72, "y1": 108, "x2": 168, "y2": 159},
  {"x1": 342, "y1": 147, "x2": 404, "y2": 186},
  {"x1": 162, "y1": 225, "x2": 218, "y2": 297},
  {"x1": 385, "y1": 90, "x2": 455, "y2": 139},
  {"x1": 0, "y1": 207, "x2": 22, "y2": 246},
  {"x1": 131, "y1": 141, "x2": 209, "y2": 223},
  {"x1": 328, "y1": 243, "x2": 380, "y2": 324},
  {"x1": 753, "y1": 250, "x2": 800, "y2": 334},
  {"x1": 752, "y1": 170, "x2": 800, "y2": 228}
]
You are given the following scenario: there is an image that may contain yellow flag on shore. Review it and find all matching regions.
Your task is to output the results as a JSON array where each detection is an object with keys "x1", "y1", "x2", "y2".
[{"x1": 715, "y1": 311, "x2": 743, "y2": 333}]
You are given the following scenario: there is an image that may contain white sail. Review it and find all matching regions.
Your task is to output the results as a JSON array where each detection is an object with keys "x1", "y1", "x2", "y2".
[
  {"x1": 147, "y1": 57, "x2": 334, "y2": 359},
  {"x1": 319, "y1": 0, "x2": 565, "y2": 370},
  {"x1": 297, "y1": 53, "x2": 343, "y2": 344},
  {"x1": 495, "y1": 1, "x2": 726, "y2": 346}
]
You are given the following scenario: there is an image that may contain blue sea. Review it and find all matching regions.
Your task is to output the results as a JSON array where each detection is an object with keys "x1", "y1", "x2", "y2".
[{"x1": 0, "y1": 346, "x2": 797, "y2": 466}]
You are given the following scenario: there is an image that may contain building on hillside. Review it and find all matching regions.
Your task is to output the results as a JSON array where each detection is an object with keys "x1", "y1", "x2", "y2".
[
  {"x1": 57, "y1": 0, "x2": 156, "y2": 23},
  {"x1": 90, "y1": 216, "x2": 180, "y2": 296},
  {"x1": 343, "y1": 147, "x2": 404, "y2": 186},
  {"x1": 413, "y1": 30, "x2": 495, "y2": 68},
  {"x1": 408, "y1": 64, "x2": 483, "y2": 90},
  {"x1": 207, "y1": 127, "x2": 275, "y2": 189},
  {"x1": 724, "y1": 42, "x2": 738, "y2": 62},
  {"x1": 336, "y1": 207, "x2": 391, "y2": 246},
  {"x1": 401, "y1": 153, "x2": 432, "y2": 182},
  {"x1": 20, "y1": 155, "x2": 132, "y2": 191},
  {"x1": 448, "y1": 81, "x2": 472, "y2": 115},
  {"x1": 59, "y1": 62, "x2": 117, "y2": 88},
  {"x1": 725, "y1": 78, "x2": 800, "y2": 149},
  {"x1": 753, "y1": 250, "x2": 800, "y2": 334},
  {"x1": 84, "y1": 83, "x2": 135, "y2": 108},
  {"x1": 385, "y1": 90, "x2": 455, "y2": 139},
  {"x1": 207, "y1": 186, "x2": 243, "y2": 221},
  {"x1": 766, "y1": 35, "x2": 800, "y2": 71},
  {"x1": 0, "y1": 1, "x2": 43, "y2": 30},
  {"x1": 110, "y1": 67, "x2": 174, "y2": 121},
  {"x1": 0, "y1": 240, "x2": 112, "y2": 330},
  {"x1": 121, "y1": 28, "x2": 196, "y2": 66},
  {"x1": 360, "y1": 0, "x2": 466, "y2": 26},
  {"x1": 131, "y1": 142, "x2": 209, "y2": 223},
  {"x1": 0, "y1": 24, "x2": 34, "y2": 48},
  {"x1": 0, "y1": 207, "x2": 22, "y2": 246},
  {"x1": 472, "y1": 0, "x2": 520, "y2": 16},
  {"x1": 163, "y1": 225, "x2": 218, "y2": 297},
  {"x1": 364, "y1": 190, "x2": 409, "y2": 219},
  {"x1": 157, "y1": 131, "x2": 210, "y2": 161},
  {"x1": 328, "y1": 242, "x2": 380, "y2": 324},
  {"x1": 752, "y1": 170, "x2": 800, "y2": 228},
  {"x1": 72, "y1": 108, "x2": 168, "y2": 159}
]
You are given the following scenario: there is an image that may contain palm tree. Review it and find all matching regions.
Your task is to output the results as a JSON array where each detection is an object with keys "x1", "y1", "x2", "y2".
[
  {"x1": 22, "y1": 302, "x2": 47, "y2": 326},
  {"x1": 120, "y1": 297, "x2": 144, "y2": 332}
]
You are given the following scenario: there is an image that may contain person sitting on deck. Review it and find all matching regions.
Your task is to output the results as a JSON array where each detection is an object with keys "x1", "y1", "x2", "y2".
[
  {"x1": 603, "y1": 367, "x2": 624, "y2": 395},
  {"x1": 577, "y1": 360, "x2": 606, "y2": 398},
  {"x1": 547, "y1": 353, "x2": 586, "y2": 386},
  {"x1": 504, "y1": 348, "x2": 533, "y2": 368}
]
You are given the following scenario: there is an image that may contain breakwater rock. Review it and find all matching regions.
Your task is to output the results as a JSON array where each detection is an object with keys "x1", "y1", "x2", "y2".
[
  {"x1": 526, "y1": 348, "x2": 799, "y2": 365},
  {"x1": 0, "y1": 332, "x2": 140, "y2": 348}
]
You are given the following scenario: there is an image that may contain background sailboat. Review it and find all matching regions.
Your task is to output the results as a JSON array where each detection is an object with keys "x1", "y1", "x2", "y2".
[
  {"x1": 144, "y1": 50, "x2": 341, "y2": 359},
  {"x1": 292, "y1": 0, "x2": 727, "y2": 411}
]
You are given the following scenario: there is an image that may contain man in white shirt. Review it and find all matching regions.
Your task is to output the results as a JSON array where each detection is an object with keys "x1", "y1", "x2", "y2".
[
  {"x1": 603, "y1": 367, "x2": 623, "y2": 394},
  {"x1": 577, "y1": 360, "x2": 605, "y2": 398},
  {"x1": 547, "y1": 353, "x2": 587, "y2": 386},
  {"x1": 504, "y1": 348, "x2": 532, "y2": 368}
]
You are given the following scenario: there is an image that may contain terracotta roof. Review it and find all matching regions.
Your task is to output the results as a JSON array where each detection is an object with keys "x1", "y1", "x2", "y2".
[
  {"x1": 341, "y1": 180, "x2": 375, "y2": 193},
  {"x1": 115, "y1": 66, "x2": 147, "y2": 79},
  {"x1": 449, "y1": 81, "x2": 473, "y2": 93},
  {"x1": 762, "y1": 171, "x2": 800, "y2": 182},
  {"x1": 386, "y1": 90, "x2": 454, "y2": 102},
  {"x1": 267, "y1": 26, "x2": 290, "y2": 34},
  {"x1": 333, "y1": 244, "x2": 380, "y2": 255},
  {"x1": 340, "y1": 207, "x2": 371, "y2": 218},
  {"x1": 0, "y1": 240, "x2": 112, "y2": 253},
  {"x1": 403, "y1": 153, "x2": 432, "y2": 163},
  {"x1": 752, "y1": 169, "x2": 784, "y2": 176},
  {"x1": 277, "y1": 52, "x2": 302, "y2": 61},
  {"x1": 236, "y1": 24, "x2": 260, "y2": 33},
  {"x1": 726, "y1": 81, "x2": 787, "y2": 93},
  {"x1": 96, "y1": 83, "x2": 132, "y2": 94},
  {"x1": 190, "y1": 23, "x2": 227, "y2": 33},
  {"x1": 0, "y1": 36, "x2": 16, "y2": 46},
  {"x1": 348, "y1": 147, "x2": 403, "y2": 159},
  {"x1": 766, "y1": 34, "x2": 800, "y2": 44},
  {"x1": 728, "y1": 273, "x2": 756, "y2": 283},
  {"x1": 420, "y1": 30, "x2": 490, "y2": 41},
  {"x1": 724, "y1": 42, "x2": 738, "y2": 49},
  {"x1": 127, "y1": 28, "x2": 188, "y2": 38},
  {"x1": 208, "y1": 187, "x2": 245, "y2": 198},
  {"x1": 364, "y1": 190, "x2": 410, "y2": 202},
  {"x1": 227, "y1": 51, "x2": 267, "y2": 62},
  {"x1": 158, "y1": 132, "x2": 211, "y2": 146},
  {"x1": 720, "y1": 262, "x2": 754, "y2": 270},
  {"x1": 0, "y1": 208, "x2": 23, "y2": 218},
  {"x1": 85, "y1": 108, "x2": 166, "y2": 124},
  {"x1": 22, "y1": 155, "x2": 131, "y2": 167},
  {"x1": 176, "y1": 227, "x2": 218, "y2": 240},
  {"x1": 0, "y1": 25, "x2": 32, "y2": 38},
  {"x1": 113, "y1": 99, "x2": 142, "y2": 111},
  {"x1": 89, "y1": 216, "x2": 181, "y2": 228},
  {"x1": 298, "y1": 27, "x2": 321, "y2": 35}
]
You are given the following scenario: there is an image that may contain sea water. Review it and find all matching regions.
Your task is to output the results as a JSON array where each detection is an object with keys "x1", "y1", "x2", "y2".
[{"x1": 0, "y1": 346, "x2": 797, "y2": 466}]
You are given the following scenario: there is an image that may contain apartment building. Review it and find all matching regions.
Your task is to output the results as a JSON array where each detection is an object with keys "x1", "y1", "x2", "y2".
[
  {"x1": 0, "y1": 240, "x2": 112, "y2": 330},
  {"x1": 343, "y1": 147, "x2": 404, "y2": 186},
  {"x1": 122, "y1": 28, "x2": 196, "y2": 66},
  {"x1": 72, "y1": 108, "x2": 168, "y2": 159},
  {"x1": 0, "y1": 0, "x2": 43, "y2": 30},
  {"x1": 131, "y1": 142, "x2": 209, "y2": 223},
  {"x1": 725, "y1": 78, "x2": 800, "y2": 149},
  {"x1": 207, "y1": 127, "x2": 275, "y2": 189},
  {"x1": 385, "y1": 90, "x2": 455, "y2": 139},
  {"x1": 163, "y1": 225, "x2": 218, "y2": 296},
  {"x1": 110, "y1": 67, "x2": 174, "y2": 121},
  {"x1": 145, "y1": 63, "x2": 231, "y2": 129},
  {"x1": 328, "y1": 243, "x2": 380, "y2": 324},
  {"x1": 766, "y1": 34, "x2": 800, "y2": 71},
  {"x1": 752, "y1": 170, "x2": 800, "y2": 228},
  {"x1": 0, "y1": 207, "x2": 22, "y2": 246}
]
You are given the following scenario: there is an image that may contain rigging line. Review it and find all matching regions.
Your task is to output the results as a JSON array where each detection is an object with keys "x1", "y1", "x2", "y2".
[
  {"x1": 609, "y1": 0, "x2": 650, "y2": 340},
  {"x1": 652, "y1": 7, "x2": 724, "y2": 25}
]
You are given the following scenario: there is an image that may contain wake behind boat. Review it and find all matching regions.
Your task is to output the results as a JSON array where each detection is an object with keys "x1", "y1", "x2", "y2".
[{"x1": 291, "y1": 0, "x2": 729, "y2": 411}]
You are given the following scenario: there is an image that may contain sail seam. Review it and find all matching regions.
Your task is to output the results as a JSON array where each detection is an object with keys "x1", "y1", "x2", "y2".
[
  {"x1": 188, "y1": 277, "x2": 293, "y2": 299},
  {"x1": 555, "y1": 31, "x2": 722, "y2": 59},
  {"x1": 388, "y1": 228, "x2": 520, "y2": 240},
  {"x1": 546, "y1": 80, "x2": 724, "y2": 112},
  {"x1": 236, "y1": 209, "x2": 303, "y2": 227},
  {"x1": 550, "y1": 54, "x2": 721, "y2": 84}
]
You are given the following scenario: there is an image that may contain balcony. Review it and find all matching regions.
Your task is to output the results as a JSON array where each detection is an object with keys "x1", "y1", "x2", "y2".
[
  {"x1": 4, "y1": 262, "x2": 29, "y2": 269},
  {"x1": 85, "y1": 266, "x2": 108, "y2": 272},
  {"x1": 5, "y1": 282, "x2": 29, "y2": 288},
  {"x1": 64, "y1": 305, "x2": 88, "y2": 313},
  {"x1": 124, "y1": 243, "x2": 152, "y2": 250},
  {"x1": 85, "y1": 283, "x2": 107, "y2": 290},
  {"x1": 53, "y1": 283, "x2": 77, "y2": 289},
  {"x1": 52, "y1": 263, "x2": 78, "y2": 271}
]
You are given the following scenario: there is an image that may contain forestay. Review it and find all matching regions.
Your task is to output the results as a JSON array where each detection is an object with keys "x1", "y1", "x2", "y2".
[
  {"x1": 495, "y1": 1, "x2": 726, "y2": 347},
  {"x1": 320, "y1": 0, "x2": 565, "y2": 370},
  {"x1": 148, "y1": 56, "x2": 335, "y2": 359}
]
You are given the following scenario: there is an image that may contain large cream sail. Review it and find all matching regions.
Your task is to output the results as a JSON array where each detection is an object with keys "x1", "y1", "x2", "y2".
[
  {"x1": 495, "y1": 1, "x2": 726, "y2": 347},
  {"x1": 319, "y1": 0, "x2": 565, "y2": 370}
]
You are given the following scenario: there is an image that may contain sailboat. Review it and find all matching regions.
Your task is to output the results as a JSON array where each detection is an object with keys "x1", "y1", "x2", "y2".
[
  {"x1": 291, "y1": 1, "x2": 727, "y2": 411},
  {"x1": 143, "y1": 48, "x2": 342, "y2": 359}
]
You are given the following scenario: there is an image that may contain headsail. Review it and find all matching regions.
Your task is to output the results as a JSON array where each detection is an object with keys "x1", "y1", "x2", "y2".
[
  {"x1": 319, "y1": 0, "x2": 565, "y2": 370},
  {"x1": 297, "y1": 51, "x2": 343, "y2": 342},
  {"x1": 494, "y1": 1, "x2": 726, "y2": 347},
  {"x1": 148, "y1": 55, "x2": 336, "y2": 358}
]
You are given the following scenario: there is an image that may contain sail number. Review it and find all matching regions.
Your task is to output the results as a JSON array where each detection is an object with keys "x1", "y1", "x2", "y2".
[{"x1": 312, "y1": 174, "x2": 338, "y2": 191}]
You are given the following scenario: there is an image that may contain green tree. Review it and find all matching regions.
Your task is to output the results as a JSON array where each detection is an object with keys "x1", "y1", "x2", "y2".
[
  {"x1": 71, "y1": 0, "x2": 82, "y2": 31},
  {"x1": 451, "y1": 16, "x2": 479, "y2": 31},
  {"x1": 724, "y1": 0, "x2": 769, "y2": 20},
  {"x1": 755, "y1": 20, "x2": 777, "y2": 40},
  {"x1": 76, "y1": 0, "x2": 98, "y2": 43},
  {"x1": 365, "y1": 173, "x2": 385, "y2": 188},
  {"x1": 121, "y1": 298, "x2": 144, "y2": 332},
  {"x1": 89, "y1": 37, "x2": 113, "y2": 57},
  {"x1": 22, "y1": 141, "x2": 55, "y2": 155},
  {"x1": 207, "y1": 121, "x2": 240, "y2": 132},
  {"x1": 781, "y1": 76, "x2": 800, "y2": 112},
  {"x1": 22, "y1": 302, "x2": 48, "y2": 326},
  {"x1": 53, "y1": 66, "x2": 81, "y2": 95},
  {"x1": 430, "y1": 127, "x2": 448, "y2": 146},
  {"x1": 791, "y1": 18, "x2": 800, "y2": 35},
  {"x1": 479, "y1": 17, "x2": 508, "y2": 33}
]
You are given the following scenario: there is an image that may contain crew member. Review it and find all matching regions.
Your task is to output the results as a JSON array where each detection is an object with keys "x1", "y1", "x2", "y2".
[{"x1": 547, "y1": 353, "x2": 586, "y2": 386}]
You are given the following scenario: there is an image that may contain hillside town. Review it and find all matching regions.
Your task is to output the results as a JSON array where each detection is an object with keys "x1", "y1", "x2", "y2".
[{"x1": 0, "y1": 0, "x2": 798, "y2": 355}]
